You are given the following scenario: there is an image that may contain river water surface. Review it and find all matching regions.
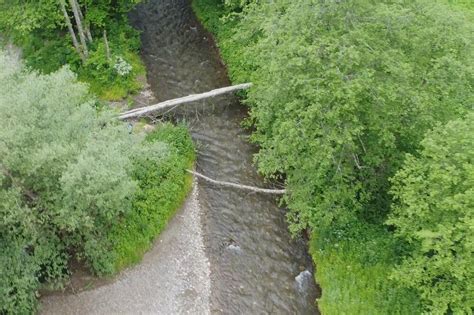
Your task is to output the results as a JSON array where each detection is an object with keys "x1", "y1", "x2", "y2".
[{"x1": 130, "y1": 1, "x2": 318, "y2": 313}]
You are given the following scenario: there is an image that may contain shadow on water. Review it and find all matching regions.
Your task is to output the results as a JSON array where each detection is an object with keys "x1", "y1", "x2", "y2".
[{"x1": 130, "y1": 0, "x2": 319, "y2": 313}]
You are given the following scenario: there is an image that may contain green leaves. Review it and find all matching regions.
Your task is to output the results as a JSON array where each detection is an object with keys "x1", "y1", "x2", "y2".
[
  {"x1": 222, "y1": 0, "x2": 474, "y2": 233},
  {"x1": 389, "y1": 113, "x2": 474, "y2": 313},
  {"x1": 0, "y1": 0, "x2": 62, "y2": 38},
  {"x1": 0, "y1": 0, "x2": 145, "y2": 100},
  {"x1": 108, "y1": 123, "x2": 195, "y2": 272},
  {"x1": 0, "y1": 53, "x2": 186, "y2": 312}
]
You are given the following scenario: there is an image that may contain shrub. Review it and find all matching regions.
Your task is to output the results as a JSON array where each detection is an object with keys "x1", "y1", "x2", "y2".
[
  {"x1": 443, "y1": 0, "x2": 474, "y2": 11},
  {"x1": 79, "y1": 43, "x2": 145, "y2": 100},
  {"x1": 0, "y1": 187, "x2": 42, "y2": 314},
  {"x1": 388, "y1": 113, "x2": 474, "y2": 313},
  {"x1": 108, "y1": 123, "x2": 195, "y2": 272}
]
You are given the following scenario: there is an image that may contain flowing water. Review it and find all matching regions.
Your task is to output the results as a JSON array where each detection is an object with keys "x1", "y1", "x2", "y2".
[{"x1": 130, "y1": 1, "x2": 318, "y2": 313}]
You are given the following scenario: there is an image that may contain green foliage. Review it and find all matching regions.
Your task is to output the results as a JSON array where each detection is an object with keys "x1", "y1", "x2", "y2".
[
  {"x1": 192, "y1": 0, "x2": 254, "y2": 84},
  {"x1": 0, "y1": 0, "x2": 145, "y2": 100},
  {"x1": 80, "y1": 43, "x2": 145, "y2": 100},
  {"x1": 388, "y1": 113, "x2": 474, "y2": 313},
  {"x1": 442, "y1": 0, "x2": 474, "y2": 11},
  {"x1": 0, "y1": 187, "x2": 42, "y2": 314},
  {"x1": 0, "y1": 0, "x2": 62, "y2": 39},
  {"x1": 0, "y1": 53, "x2": 194, "y2": 312},
  {"x1": 108, "y1": 123, "x2": 195, "y2": 272},
  {"x1": 194, "y1": 0, "x2": 473, "y2": 313},
  {"x1": 232, "y1": 0, "x2": 472, "y2": 233},
  {"x1": 310, "y1": 225, "x2": 421, "y2": 314}
]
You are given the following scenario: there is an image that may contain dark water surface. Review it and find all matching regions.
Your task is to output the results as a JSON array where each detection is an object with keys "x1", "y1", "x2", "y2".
[{"x1": 130, "y1": 1, "x2": 318, "y2": 313}]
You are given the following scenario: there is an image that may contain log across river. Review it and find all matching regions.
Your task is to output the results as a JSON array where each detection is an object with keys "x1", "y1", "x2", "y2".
[{"x1": 41, "y1": 0, "x2": 319, "y2": 313}]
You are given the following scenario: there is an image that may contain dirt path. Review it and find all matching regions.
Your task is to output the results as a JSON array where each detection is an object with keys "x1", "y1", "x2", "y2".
[{"x1": 40, "y1": 182, "x2": 211, "y2": 315}]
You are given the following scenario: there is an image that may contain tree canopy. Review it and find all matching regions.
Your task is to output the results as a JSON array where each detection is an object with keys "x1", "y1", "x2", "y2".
[
  {"x1": 235, "y1": 0, "x2": 473, "y2": 234},
  {"x1": 389, "y1": 113, "x2": 474, "y2": 313}
]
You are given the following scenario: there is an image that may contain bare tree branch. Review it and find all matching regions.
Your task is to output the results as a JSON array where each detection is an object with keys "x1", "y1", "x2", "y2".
[
  {"x1": 103, "y1": 29, "x2": 111, "y2": 61},
  {"x1": 188, "y1": 170, "x2": 286, "y2": 194},
  {"x1": 77, "y1": 1, "x2": 93, "y2": 43},
  {"x1": 353, "y1": 153, "x2": 363, "y2": 169}
]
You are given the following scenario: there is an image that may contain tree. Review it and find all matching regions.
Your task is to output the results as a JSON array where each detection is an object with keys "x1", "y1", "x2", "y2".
[
  {"x1": 59, "y1": 0, "x2": 85, "y2": 62},
  {"x1": 0, "y1": 52, "x2": 165, "y2": 313},
  {"x1": 195, "y1": 0, "x2": 473, "y2": 312},
  {"x1": 388, "y1": 112, "x2": 474, "y2": 314},
  {"x1": 229, "y1": 0, "x2": 474, "y2": 233}
]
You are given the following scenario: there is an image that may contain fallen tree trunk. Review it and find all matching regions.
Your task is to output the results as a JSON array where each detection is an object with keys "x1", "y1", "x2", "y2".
[
  {"x1": 187, "y1": 170, "x2": 286, "y2": 195},
  {"x1": 119, "y1": 83, "x2": 252, "y2": 119}
]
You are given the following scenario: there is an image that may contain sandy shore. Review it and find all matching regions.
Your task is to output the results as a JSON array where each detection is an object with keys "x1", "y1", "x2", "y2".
[{"x1": 40, "y1": 181, "x2": 211, "y2": 315}]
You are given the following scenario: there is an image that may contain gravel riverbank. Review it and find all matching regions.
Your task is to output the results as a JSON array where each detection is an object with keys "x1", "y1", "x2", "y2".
[{"x1": 40, "y1": 181, "x2": 211, "y2": 315}]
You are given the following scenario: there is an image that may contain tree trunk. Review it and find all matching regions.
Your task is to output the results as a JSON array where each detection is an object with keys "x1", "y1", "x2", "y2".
[
  {"x1": 77, "y1": 2, "x2": 93, "y2": 43},
  {"x1": 85, "y1": 24, "x2": 93, "y2": 43},
  {"x1": 119, "y1": 83, "x2": 253, "y2": 119},
  {"x1": 103, "y1": 29, "x2": 111, "y2": 61},
  {"x1": 59, "y1": 0, "x2": 85, "y2": 62},
  {"x1": 68, "y1": 0, "x2": 88, "y2": 58}
]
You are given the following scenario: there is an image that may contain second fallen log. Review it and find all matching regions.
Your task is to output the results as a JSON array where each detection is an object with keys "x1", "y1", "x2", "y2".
[{"x1": 188, "y1": 170, "x2": 286, "y2": 195}]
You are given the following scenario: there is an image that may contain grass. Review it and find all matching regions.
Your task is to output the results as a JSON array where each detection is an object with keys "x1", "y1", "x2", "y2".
[
  {"x1": 107, "y1": 123, "x2": 195, "y2": 272},
  {"x1": 310, "y1": 225, "x2": 421, "y2": 314},
  {"x1": 84, "y1": 50, "x2": 146, "y2": 101},
  {"x1": 442, "y1": 0, "x2": 474, "y2": 10}
]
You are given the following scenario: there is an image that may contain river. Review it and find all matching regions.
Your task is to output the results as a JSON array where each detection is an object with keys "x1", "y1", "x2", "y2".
[
  {"x1": 131, "y1": 0, "x2": 318, "y2": 313},
  {"x1": 41, "y1": 0, "x2": 318, "y2": 313}
]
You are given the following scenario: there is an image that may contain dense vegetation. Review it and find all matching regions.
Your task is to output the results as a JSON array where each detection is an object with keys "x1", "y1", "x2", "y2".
[
  {"x1": 445, "y1": 0, "x2": 474, "y2": 10},
  {"x1": 0, "y1": 52, "x2": 194, "y2": 313},
  {"x1": 389, "y1": 113, "x2": 474, "y2": 313},
  {"x1": 193, "y1": 0, "x2": 473, "y2": 313},
  {"x1": 0, "y1": 0, "x2": 145, "y2": 100},
  {"x1": 109, "y1": 123, "x2": 195, "y2": 271}
]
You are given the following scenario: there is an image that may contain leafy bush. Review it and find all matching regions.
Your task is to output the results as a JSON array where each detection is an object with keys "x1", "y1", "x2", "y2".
[
  {"x1": 108, "y1": 123, "x2": 195, "y2": 272},
  {"x1": 443, "y1": 0, "x2": 474, "y2": 10},
  {"x1": 388, "y1": 113, "x2": 474, "y2": 313},
  {"x1": 0, "y1": 53, "x2": 194, "y2": 312},
  {"x1": 193, "y1": 0, "x2": 473, "y2": 313},
  {"x1": 0, "y1": 0, "x2": 145, "y2": 100},
  {"x1": 79, "y1": 42, "x2": 145, "y2": 100},
  {"x1": 0, "y1": 187, "x2": 42, "y2": 314}
]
